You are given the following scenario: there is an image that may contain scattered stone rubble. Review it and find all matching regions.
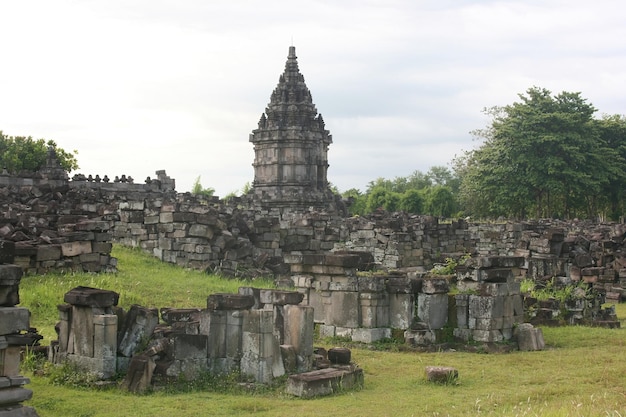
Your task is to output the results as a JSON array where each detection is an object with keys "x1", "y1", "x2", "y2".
[{"x1": 49, "y1": 286, "x2": 363, "y2": 395}]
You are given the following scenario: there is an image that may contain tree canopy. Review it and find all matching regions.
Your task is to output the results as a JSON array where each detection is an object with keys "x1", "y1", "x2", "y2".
[
  {"x1": 456, "y1": 87, "x2": 626, "y2": 220},
  {"x1": 0, "y1": 131, "x2": 78, "y2": 173}
]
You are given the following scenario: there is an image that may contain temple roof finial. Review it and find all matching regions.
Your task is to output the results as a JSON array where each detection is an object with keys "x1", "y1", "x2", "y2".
[{"x1": 288, "y1": 45, "x2": 296, "y2": 59}]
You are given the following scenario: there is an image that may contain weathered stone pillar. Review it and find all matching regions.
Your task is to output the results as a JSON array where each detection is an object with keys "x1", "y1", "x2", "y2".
[
  {"x1": 417, "y1": 278, "x2": 449, "y2": 330},
  {"x1": 283, "y1": 305, "x2": 314, "y2": 372},
  {"x1": 59, "y1": 286, "x2": 120, "y2": 378},
  {"x1": 241, "y1": 309, "x2": 284, "y2": 383}
]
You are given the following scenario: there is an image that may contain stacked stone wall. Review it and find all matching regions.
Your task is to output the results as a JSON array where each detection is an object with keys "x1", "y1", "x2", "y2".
[{"x1": 2, "y1": 169, "x2": 626, "y2": 303}]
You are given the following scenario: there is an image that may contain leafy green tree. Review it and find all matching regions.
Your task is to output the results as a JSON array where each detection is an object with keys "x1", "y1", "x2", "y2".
[
  {"x1": 458, "y1": 87, "x2": 622, "y2": 219},
  {"x1": 400, "y1": 189, "x2": 424, "y2": 214},
  {"x1": 0, "y1": 131, "x2": 78, "y2": 173},
  {"x1": 366, "y1": 187, "x2": 401, "y2": 212},
  {"x1": 423, "y1": 185, "x2": 456, "y2": 217},
  {"x1": 596, "y1": 114, "x2": 626, "y2": 220},
  {"x1": 191, "y1": 176, "x2": 215, "y2": 197},
  {"x1": 342, "y1": 188, "x2": 367, "y2": 215}
]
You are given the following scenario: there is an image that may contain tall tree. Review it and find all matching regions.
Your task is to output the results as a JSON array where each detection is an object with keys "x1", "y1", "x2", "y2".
[{"x1": 458, "y1": 87, "x2": 622, "y2": 219}]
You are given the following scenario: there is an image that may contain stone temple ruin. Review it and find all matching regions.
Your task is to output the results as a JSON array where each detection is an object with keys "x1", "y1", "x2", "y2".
[{"x1": 0, "y1": 46, "x2": 624, "y2": 400}]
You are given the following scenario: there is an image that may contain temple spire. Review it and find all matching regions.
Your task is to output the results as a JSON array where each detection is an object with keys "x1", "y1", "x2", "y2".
[{"x1": 249, "y1": 46, "x2": 334, "y2": 210}]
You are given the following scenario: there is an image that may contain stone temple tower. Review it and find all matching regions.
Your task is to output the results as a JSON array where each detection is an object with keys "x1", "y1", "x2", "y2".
[{"x1": 249, "y1": 46, "x2": 335, "y2": 209}]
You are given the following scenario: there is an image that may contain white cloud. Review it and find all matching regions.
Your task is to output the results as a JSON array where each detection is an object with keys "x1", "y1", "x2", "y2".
[{"x1": 1, "y1": 0, "x2": 625, "y2": 195}]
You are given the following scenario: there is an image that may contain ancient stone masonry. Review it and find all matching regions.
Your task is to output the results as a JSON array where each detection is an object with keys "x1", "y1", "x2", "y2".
[
  {"x1": 50, "y1": 285, "x2": 362, "y2": 393},
  {"x1": 0, "y1": 264, "x2": 40, "y2": 417}
]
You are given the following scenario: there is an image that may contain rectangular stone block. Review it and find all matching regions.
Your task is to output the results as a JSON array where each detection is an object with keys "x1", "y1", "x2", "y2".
[
  {"x1": 0, "y1": 346, "x2": 21, "y2": 377},
  {"x1": 0, "y1": 308, "x2": 30, "y2": 334},
  {"x1": 327, "y1": 291, "x2": 359, "y2": 328},
  {"x1": 417, "y1": 293, "x2": 448, "y2": 329},
  {"x1": 472, "y1": 329, "x2": 503, "y2": 342},
  {"x1": 61, "y1": 241, "x2": 92, "y2": 257},
  {"x1": 36, "y1": 245, "x2": 61, "y2": 261},
  {"x1": 352, "y1": 327, "x2": 391, "y2": 343},
  {"x1": 285, "y1": 366, "x2": 363, "y2": 398},
  {"x1": 173, "y1": 334, "x2": 208, "y2": 359},
  {"x1": 469, "y1": 295, "x2": 504, "y2": 319},
  {"x1": 422, "y1": 278, "x2": 450, "y2": 294},
  {"x1": 243, "y1": 310, "x2": 274, "y2": 334}
]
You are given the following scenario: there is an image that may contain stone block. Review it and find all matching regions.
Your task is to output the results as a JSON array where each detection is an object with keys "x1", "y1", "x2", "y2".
[
  {"x1": 351, "y1": 327, "x2": 391, "y2": 343},
  {"x1": 0, "y1": 308, "x2": 30, "y2": 335},
  {"x1": 285, "y1": 366, "x2": 363, "y2": 398},
  {"x1": 64, "y1": 286, "x2": 119, "y2": 308},
  {"x1": 280, "y1": 344, "x2": 297, "y2": 373},
  {"x1": 515, "y1": 323, "x2": 545, "y2": 351},
  {"x1": 0, "y1": 346, "x2": 21, "y2": 377},
  {"x1": 357, "y1": 276, "x2": 386, "y2": 292},
  {"x1": 421, "y1": 278, "x2": 450, "y2": 294},
  {"x1": 60, "y1": 241, "x2": 92, "y2": 257},
  {"x1": 172, "y1": 334, "x2": 208, "y2": 359},
  {"x1": 0, "y1": 265, "x2": 22, "y2": 286},
  {"x1": 404, "y1": 329, "x2": 436, "y2": 346},
  {"x1": 259, "y1": 289, "x2": 304, "y2": 306},
  {"x1": 118, "y1": 305, "x2": 159, "y2": 357},
  {"x1": 469, "y1": 295, "x2": 504, "y2": 319},
  {"x1": 479, "y1": 282, "x2": 509, "y2": 297},
  {"x1": 36, "y1": 245, "x2": 61, "y2": 261},
  {"x1": 0, "y1": 240, "x2": 15, "y2": 264},
  {"x1": 284, "y1": 305, "x2": 314, "y2": 371},
  {"x1": 425, "y1": 366, "x2": 458, "y2": 383},
  {"x1": 318, "y1": 324, "x2": 336, "y2": 338},
  {"x1": 472, "y1": 329, "x2": 503, "y2": 342},
  {"x1": 417, "y1": 293, "x2": 448, "y2": 329},
  {"x1": 389, "y1": 293, "x2": 414, "y2": 329},
  {"x1": 122, "y1": 354, "x2": 155, "y2": 393},
  {"x1": 160, "y1": 308, "x2": 202, "y2": 325},
  {"x1": 206, "y1": 294, "x2": 254, "y2": 310},
  {"x1": 474, "y1": 256, "x2": 524, "y2": 269},
  {"x1": 327, "y1": 291, "x2": 359, "y2": 328},
  {"x1": 93, "y1": 314, "x2": 117, "y2": 359},
  {"x1": 0, "y1": 387, "x2": 33, "y2": 406},
  {"x1": 243, "y1": 309, "x2": 274, "y2": 334}
]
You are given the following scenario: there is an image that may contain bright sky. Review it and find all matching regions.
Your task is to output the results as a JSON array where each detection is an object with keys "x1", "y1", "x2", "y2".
[{"x1": 1, "y1": 1, "x2": 625, "y2": 196}]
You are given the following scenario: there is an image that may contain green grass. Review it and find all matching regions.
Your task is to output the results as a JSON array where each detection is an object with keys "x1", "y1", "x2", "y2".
[
  {"x1": 17, "y1": 245, "x2": 626, "y2": 416},
  {"x1": 19, "y1": 245, "x2": 276, "y2": 341}
]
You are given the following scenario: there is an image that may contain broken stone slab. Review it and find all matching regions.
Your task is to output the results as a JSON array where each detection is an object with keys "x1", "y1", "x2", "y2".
[
  {"x1": 121, "y1": 354, "x2": 156, "y2": 394},
  {"x1": 280, "y1": 345, "x2": 297, "y2": 373},
  {"x1": 118, "y1": 305, "x2": 159, "y2": 357},
  {"x1": 425, "y1": 366, "x2": 458, "y2": 383},
  {"x1": 63, "y1": 286, "x2": 119, "y2": 308},
  {"x1": 514, "y1": 323, "x2": 545, "y2": 351},
  {"x1": 206, "y1": 293, "x2": 255, "y2": 310},
  {"x1": 285, "y1": 365, "x2": 364, "y2": 398}
]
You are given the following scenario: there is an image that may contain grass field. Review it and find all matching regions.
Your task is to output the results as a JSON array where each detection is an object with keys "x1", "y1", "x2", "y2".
[{"x1": 18, "y1": 246, "x2": 626, "y2": 417}]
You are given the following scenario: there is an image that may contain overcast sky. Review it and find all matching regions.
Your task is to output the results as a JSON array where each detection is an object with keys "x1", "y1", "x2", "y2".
[{"x1": 1, "y1": 1, "x2": 625, "y2": 196}]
